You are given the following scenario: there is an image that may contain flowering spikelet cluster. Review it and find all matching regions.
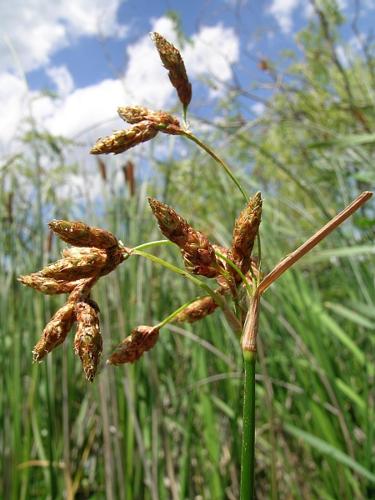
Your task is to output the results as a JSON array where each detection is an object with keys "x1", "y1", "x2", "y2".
[
  {"x1": 91, "y1": 108, "x2": 183, "y2": 156},
  {"x1": 90, "y1": 32, "x2": 192, "y2": 157},
  {"x1": 19, "y1": 220, "x2": 126, "y2": 381},
  {"x1": 230, "y1": 192, "x2": 262, "y2": 277},
  {"x1": 107, "y1": 326, "x2": 160, "y2": 365},
  {"x1": 150, "y1": 32, "x2": 192, "y2": 111},
  {"x1": 148, "y1": 197, "x2": 223, "y2": 278}
]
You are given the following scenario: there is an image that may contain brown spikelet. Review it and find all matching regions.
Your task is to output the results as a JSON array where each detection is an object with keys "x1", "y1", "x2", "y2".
[
  {"x1": 231, "y1": 192, "x2": 262, "y2": 275},
  {"x1": 18, "y1": 274, "x2": 78, "y2": 295},
  {"x1": 74, "y1": 301, "x2": 103, "y2": 381},
  {"x1": 182, "y1": 227, "x2": 221, "y2": 278},
  {"x1": 90, "y1": 122, "x2": 158, "y2": 155},
  {"x1": 150, "y1": 32, "x2": 192, "y2": 110},
  {"x1": 33, "y1": 303, "x2": 76, "y2": 362},
  {"x1": 175, "y1": 296, "x2": 218, "y2": 323},
  {"x1": 148, "y1": 197, "x2": 221, "y2": 278},
  {"x1": 107, "y1": 325, "x2": 159, "y2": 365},
  {"x1": 123, "y1": 160, "x2": 136, "y2": 196},
  {"x1": 118, "y1": 106, "x2": 182, "y2": 134},
  {"x1": 148, "y1": 197, "x2": 189, "y2": 246},
  {"x1": 49, "y1": 220, "x2": 118, "y2": 249},
  {"x1": 38, "y1": 249, "x2": 108, "y2": 281}
]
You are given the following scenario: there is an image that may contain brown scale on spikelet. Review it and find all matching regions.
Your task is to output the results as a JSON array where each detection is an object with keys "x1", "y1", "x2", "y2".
[
  {"x1": 18, "y1": 274, "x2": 78, "y2": 295},
  {"x1": 90, "y1": 122, "x2": 158, "y2": 155},
  {"x1": 33, "y1": 303, "x2": 76, "y2": 362},
  {"x1": 230, "y1": 192, "x2": 262, "y2": 276},
  {"x1": 107, "y1": 326, "x2": 159, "y2": 365},
  {"x1": 118, "y1": 106, "x2": 182, "y2": 135},
  {"x1": 148, "y1": 197, "x2": 221, "y2": 278},
  {"x1": 148, "y1": 197, "x2": 189, "y2": 246},
  {"x1": 74, "y1": 301, "x2": 103, "y2": 382},
  {"x1": 175, "y1": 296, "x2": 218, "y2": 323},
  {"x1": 150, "y1": 32, "x2": 192, "y2": 111},
  {"x1": 49, "y1": 220, "x2": 118, "y2": 249},
  {"x1": 38, "y1": 248, "x2": 108, "y2": 281}
]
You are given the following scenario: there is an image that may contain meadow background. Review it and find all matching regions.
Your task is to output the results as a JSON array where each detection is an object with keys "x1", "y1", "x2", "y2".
[{"x1": 1, "y1": 0, "x2": 374, "y2": 498}]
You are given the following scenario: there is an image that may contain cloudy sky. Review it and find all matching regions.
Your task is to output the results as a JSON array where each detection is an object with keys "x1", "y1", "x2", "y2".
[{"x1": 1, "y1": 0, "x2": 374, "y2": 156}]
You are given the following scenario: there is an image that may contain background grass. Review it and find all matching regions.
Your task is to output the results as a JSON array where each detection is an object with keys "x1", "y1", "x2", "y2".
[{"x1": 1, "y1": 4, "x2": 374, "y2": 499}]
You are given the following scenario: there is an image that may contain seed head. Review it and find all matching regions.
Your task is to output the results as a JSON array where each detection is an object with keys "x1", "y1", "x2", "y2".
[
  {"x1": 150, "y1": 32, "x2": 192, "y2": 111},
  {"x1": 74, "y1": 301, "x2": 103, "y2": 382},
  {"x1": 38, "y1": 248, "x2": 108, "y2": 281},
  {"x1": 175, "y1": 296, "x2": 218, "y2": 323},
  {"x1": 18, "y1": 274, "x2": 78, "y2": 295},
  {"x1": 148, "y1": 197, "x2": 221, "y2": 278},
  {"x1": 118, "y1": 107, "x2": 181, "y2": 135},
  {"x1": 231, "y1": 192, "x2": 262, "y2": 275},
  {"x1": 90, "y1": 122, "x2": 158, "y2": 155},
  {"x1": 182, "y1": 227, "x2": 221, "y2": 278},
  {"x1": 49, "y1": 220, "x2": 118, "y2": 249},
  {"x1": 33, "y1": 303, "x2": 76, "y2": 362},
  {"x1": 107, "y1": 325, "x2": 159, "y2": 365},
  {"x1": 148, "y1": 197, "x2": 189, "y2": 246}
]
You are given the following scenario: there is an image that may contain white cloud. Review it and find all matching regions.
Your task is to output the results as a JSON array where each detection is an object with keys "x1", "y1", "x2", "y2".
[
  {"x1": 251, "y1": 103, "x2": 265, "y2": 116},
  {"x1": 0, "y1": 17, "x2": 240, "y2": 154},
  {"x1": 185, "y1": 24, "x2": 239, "y2": 84},
  {"x1": 0, "y1": 72, "x2": 28, "y2": 150},
  {"x1": 0, "y1": 0, "x2": 127, "y2": 73},
  {"x1": 46, "y1": 65, "x2": 74, "y2": 96},
  {"x1": 268, "y1": 0, "x2": 300, "y2": 34}
]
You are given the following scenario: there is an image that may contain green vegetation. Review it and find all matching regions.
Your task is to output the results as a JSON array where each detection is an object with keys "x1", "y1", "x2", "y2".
[{"x1": 1, "y1": 3, "x2": 374, "y2": 498}]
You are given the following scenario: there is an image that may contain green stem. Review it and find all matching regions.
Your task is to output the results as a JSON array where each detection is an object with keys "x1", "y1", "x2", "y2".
[
  {"x1": 182, "y1": 131, "x2": 249, "y2": 203},
  {"x1": 155, "y1": 296, "x2": 206, "y2": 329},
  {"x1": 133, "y1": 249, "x2": 242, "y2": 333},
  {"x1": 132, "y1": 240, "x2": 173, "y2": 252},
  {"x1": 214, "y1": 250, "x2": 254, "y2": 296},
  {"x1": 240, "y1": 351, "x2": 256, "y2": 500}
]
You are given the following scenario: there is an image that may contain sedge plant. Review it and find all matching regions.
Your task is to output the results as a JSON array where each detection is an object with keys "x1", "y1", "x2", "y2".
[{"x1": 19, "y1": 32, "x2": 373, "y2": 498}]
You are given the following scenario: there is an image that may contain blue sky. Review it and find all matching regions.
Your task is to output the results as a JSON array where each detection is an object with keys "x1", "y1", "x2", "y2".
[{"x1": 1, "y1": 0, "x2": 374, "y2": 157}]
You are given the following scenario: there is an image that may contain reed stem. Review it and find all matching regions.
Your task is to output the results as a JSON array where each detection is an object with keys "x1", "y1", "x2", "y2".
[{"x1": 240, "y1": 350, "x2": 256, "y2": 500}]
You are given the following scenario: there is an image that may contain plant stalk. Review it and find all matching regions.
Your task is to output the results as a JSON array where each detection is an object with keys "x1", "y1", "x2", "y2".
[
  {"x1": 240, "y1": 350, "x2": 256, "y2": 500},
  {"x1": 182, "y1": 131, "x2": 249, "y2": 202}
]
